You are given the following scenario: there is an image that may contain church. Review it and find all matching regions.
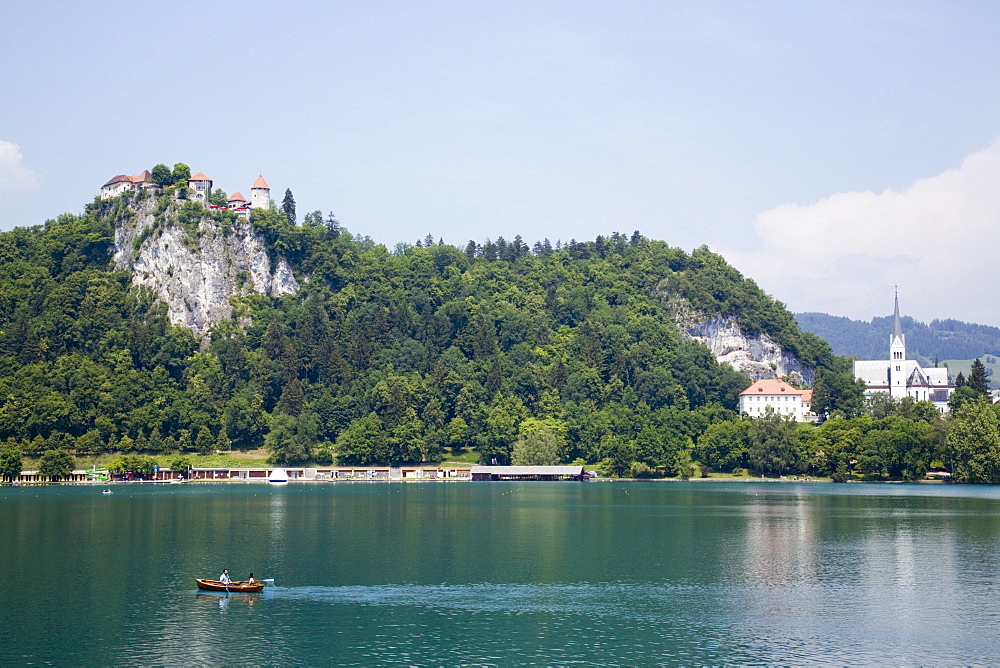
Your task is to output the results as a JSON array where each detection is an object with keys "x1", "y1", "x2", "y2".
[{"x1": 852, "y1": 295, "x2": 954, "y2": 412}]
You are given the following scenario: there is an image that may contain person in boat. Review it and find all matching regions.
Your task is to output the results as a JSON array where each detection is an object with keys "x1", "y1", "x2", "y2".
[
  {"x1": 247, "y1": 573, "x2": 256, "y2": 585},
  {"x1": 220, "y1": 569, "x2": 231, "y2": 584}
]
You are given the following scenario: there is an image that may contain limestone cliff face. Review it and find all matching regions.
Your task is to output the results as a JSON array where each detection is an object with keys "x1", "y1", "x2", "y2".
[
  {"x1": 113, "y1": 200, "x2": 299, "y2": 337},
  {"x1": 664, "y1": 295, "x2": 814, "y2": 385}
]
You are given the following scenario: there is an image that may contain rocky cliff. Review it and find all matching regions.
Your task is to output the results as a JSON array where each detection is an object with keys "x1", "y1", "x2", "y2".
[
  {"x1": 665, "y1": 296, "x2": 814, "y2": 385},
  {"x1": 112, "y1": 200, "x2": 299, "y2": 337}
]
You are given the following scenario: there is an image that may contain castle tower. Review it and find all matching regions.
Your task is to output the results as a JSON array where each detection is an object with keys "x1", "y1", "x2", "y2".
[
  {"x1": 251, "y1": 175, "x2": 270, "y2": 209},
  {"x1": 188, "y1": 172, "x2": 213, "y2": 202},
  {"x1": 889, "y1": 290, "x2": 907, "y2": 399}
]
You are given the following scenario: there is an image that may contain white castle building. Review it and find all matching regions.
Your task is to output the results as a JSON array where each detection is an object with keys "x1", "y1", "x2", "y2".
[
  {"x1": 100, "y1": 170, "x2": 155, "y2": 199},
  {"x1": 852, "y1": 294, "x2": 954, "y2": 411},
  {"x1": 100, "y1": 170, "x2": 271, "y2": 214}
]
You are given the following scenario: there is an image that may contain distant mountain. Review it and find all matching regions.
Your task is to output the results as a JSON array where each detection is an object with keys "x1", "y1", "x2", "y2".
[{"x1": 795, "y1": 312, "x2": 1000, "y2": 362}]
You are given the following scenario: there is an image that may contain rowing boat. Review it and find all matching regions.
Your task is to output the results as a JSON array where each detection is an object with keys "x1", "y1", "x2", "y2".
[{"x1": 195, "y1": 578, "x2": 264, "y2": 592}]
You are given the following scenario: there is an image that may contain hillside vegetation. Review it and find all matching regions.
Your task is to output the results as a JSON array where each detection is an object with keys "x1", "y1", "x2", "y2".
[{"x1": 0, "y1": 192, "x2": 842, "y2": 476}]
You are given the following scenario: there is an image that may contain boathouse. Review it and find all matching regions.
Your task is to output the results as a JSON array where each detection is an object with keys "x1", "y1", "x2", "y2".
[{"x1": 470, "y1": 465, "x2": 588, "y2": 481}]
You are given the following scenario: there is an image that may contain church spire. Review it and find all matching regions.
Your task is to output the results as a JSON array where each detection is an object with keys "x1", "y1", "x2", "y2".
[{"x1": 892, "y1": 287, "x2": 903, "y2": 339}]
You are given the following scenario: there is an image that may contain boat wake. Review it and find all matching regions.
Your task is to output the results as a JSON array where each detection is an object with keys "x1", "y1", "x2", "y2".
[{"x1": 255, "y1": 582, "x2": 704, "y2": 620}]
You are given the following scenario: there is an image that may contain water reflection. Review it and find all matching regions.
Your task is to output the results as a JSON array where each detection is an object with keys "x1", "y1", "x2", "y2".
[
  {"x1": 742, "y1": 492, "x2": 817, "y2": 587},
  {"x1": 194, "y1": 592, "x2": 264, "y2": 610},
  {"x1": 7, "y1": 483, "x2": 1000, "y2": 665}
]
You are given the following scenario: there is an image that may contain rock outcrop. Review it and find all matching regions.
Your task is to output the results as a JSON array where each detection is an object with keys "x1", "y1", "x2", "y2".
[
  {"x1": 113, "y1": 200, "x2": 298, "y2": 337},
  {"x1": 664, "y1": 295, "x2": 813, "y2": 384}
]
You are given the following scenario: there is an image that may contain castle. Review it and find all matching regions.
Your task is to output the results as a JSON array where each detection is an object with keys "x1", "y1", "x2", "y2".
[
  {"x1": 852, "y1": 294, "x2": 954, "y2": 412},
  {"x1": 100, "y1": 170, "x2": 271, "y2": 218}
]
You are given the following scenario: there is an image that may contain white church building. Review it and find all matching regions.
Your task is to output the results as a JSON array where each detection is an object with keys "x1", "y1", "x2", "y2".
[{"x1": 852, "y1": 295, "x2": 954, "y2": 412}]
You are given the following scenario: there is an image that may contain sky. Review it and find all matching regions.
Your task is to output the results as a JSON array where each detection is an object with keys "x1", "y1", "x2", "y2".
[{"x1": 2, "y1": 1, "x2": 1000, "y2": 326}]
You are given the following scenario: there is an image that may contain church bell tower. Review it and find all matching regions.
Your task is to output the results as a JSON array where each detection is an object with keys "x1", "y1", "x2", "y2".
[{"x1": 889, "y1": 290, "x2": 907, "y2": 399}]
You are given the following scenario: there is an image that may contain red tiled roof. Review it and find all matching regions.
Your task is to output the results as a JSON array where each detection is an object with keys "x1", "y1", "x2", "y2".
[
  {"x1": 252, "y1": 175, "x2": 269, "y2": 190},
  {"x1": 189, "y1": 172, "x2": 212, "y2": 182},
  {"x1": 102, "y1": 174, "x2": 131, "y2": 187},
  {"x1": 739, "y1": 379, "x2": 808, "y2": 396},
  {"x1": 130, "y1": 170, "x2": 152, "y2": 184},
  {"x1": 800, "y1": 390, "x2": 813, "y2": 402},
  {"x1": 228, "y1": 192, "x2": 246, "y2": 202}
]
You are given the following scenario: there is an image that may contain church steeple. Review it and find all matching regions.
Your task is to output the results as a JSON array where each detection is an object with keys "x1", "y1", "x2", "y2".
[
  {"x1": 892, "y1": 288, "x2": 903, "y2": 340},
  {"x1": 889, "y1": 289, "x2": 907, "y2": 397}
]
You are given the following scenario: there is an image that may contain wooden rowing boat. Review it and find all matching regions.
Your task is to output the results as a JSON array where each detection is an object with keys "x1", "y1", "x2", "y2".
[{"x1": 195, "y1": 578, "x2": 264, "y2": 592}]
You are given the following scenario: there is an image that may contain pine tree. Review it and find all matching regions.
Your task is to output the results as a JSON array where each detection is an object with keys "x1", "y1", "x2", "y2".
[
  {"x1": 955, "y1": 372, "x2": 966, "y2": 388},
  {"x1": 282, "y1": 188, "x2": 296, "y2": 225},
  {"x1": 325, "y1": 211, "x2": 340, "y2": 238},
  {"x1": 968, "y1": 358, "x2": 991, "y2": 396}
]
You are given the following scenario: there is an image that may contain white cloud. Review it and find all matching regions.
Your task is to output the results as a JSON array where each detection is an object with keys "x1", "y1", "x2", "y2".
[
  {"x1": 0, "y1": 140, "x2": 41, "y2": 194},
  {"x1": 721, "y1": 139, "x2": 1000, "y2": 327}
]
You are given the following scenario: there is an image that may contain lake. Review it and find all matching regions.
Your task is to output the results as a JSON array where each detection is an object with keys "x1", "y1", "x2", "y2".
[{"x1": 3, "y1": 481, "x2": 1000, "y2": 665}]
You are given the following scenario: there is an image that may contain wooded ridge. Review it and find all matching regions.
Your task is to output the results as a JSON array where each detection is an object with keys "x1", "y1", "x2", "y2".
[{"x1": 15, "y1": 186, "x2": 998, "y2": 484}]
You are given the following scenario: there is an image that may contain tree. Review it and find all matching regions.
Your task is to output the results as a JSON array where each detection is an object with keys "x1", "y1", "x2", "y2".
[
  {"x1": 0, "y1": 445, "x2": 22, "y2": 482},
  {"x1": 108, "y1": 454, "x2": 156, "y2": 479},
  {"x1": 171, "y1": 163, "x2": 191, "y2": 187},
  {"x1": 282, "y1": 188, "x2": 296, "y2": 226},
  {"x1": 151, "y1": 163, "x2": 173, "y2": 187},
  {"x1": 223, "y1": 391, "x2": 268, "y2": 450},
  {"x1": 948, "y1": 400, "x2": 1000, "y2": 483},
  {"x1": 968, "y1": 358, "x2": 990, "y2": 396},
  {"x1": 695, "y1": 420, "x2": 750, "y2": 472},
  {"x1": 325, "y1": 212, "x2": 341, "y2": 238},
  {"x1": 812, "y1": 369, "x2": 866, "y2": 418},
  {"x1": 748, "y1": 408, "x2": 801, "y2": 475},
  {"x1": 170, "y1": 456, "x2": 192, "y2": 476},
  {"x1": 948, "y1": 386, "x2": 981, "y2": 415},
  {"x1": 38, "y1": 449, "x2": 75, "y2": 481},
  {"x1": 194, "y1": 426, "x2": 214, "y2": 454},
  {"x1": 265, "y1": 411, "x2": 318, "y2": 466},
  {"x1": 336, "y1": 413, "x2": 385, "y2": 465},
  {"x1": 511, "y1": 417, "x2": 567, "y2": 465},
  {"x1": 206, "y1": 188, "x2": 228, "y2": 207}
]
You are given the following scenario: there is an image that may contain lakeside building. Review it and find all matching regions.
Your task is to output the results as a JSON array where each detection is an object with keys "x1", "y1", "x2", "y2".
[
  {"x1": 739, "y1": 379, "x2": 814, "y2": 421},
  {"x1": 9, "y1": 466, "x2": 472, "y2": 484},
  {"x1": 852, "y1": 294, "x2": 954, "y2": 412},
  {"x1": 470, "y1": 465, "x2": 589, "y2": 481}
]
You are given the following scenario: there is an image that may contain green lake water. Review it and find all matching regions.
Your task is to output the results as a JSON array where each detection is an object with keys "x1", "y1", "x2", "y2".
[{"x1": 3, "y1": 481, "x2": 1000, "y2": 665}]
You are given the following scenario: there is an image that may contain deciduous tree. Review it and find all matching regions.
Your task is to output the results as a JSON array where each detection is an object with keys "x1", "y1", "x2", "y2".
[
  {"x1": 38, "y1": 449, "x2": 74, "y2": 481},
  {"x1": 948, "y1": 400, "x2": 1000, "y2": 483},
  {"x1": 0, "y1": 445, "x2": 22, "y2": 482}
]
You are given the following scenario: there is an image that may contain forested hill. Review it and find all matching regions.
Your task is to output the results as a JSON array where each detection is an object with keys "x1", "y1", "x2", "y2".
[
  {"x1": 795, "y1": 312, "x2": 1000, "y2": 362},
  {"x1": 0, "y1": 191, "x2": 836, "y2": 473}
]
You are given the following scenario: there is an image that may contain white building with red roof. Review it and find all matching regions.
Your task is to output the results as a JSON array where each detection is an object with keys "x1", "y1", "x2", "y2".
[
  {"x1": 100, "y1": 170, "x2": 154, "y2": 199},
  {"x1": 251, "y1": 175, "x2": 270, "y2": 210},
  {"x1": 100, "y1": 169, "x2": 273, "y2": 213},
  {"x1": 739, "y1": 379, "x2": 814, "y2": 421},
  {"x1": 188, "y1": 172, "x2": 213, "y2": 202}
]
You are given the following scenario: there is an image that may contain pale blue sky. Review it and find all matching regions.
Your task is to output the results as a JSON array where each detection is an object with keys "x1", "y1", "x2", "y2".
[{"x1": 2, "y1": 1, "x2": 999, "y2": 325}]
